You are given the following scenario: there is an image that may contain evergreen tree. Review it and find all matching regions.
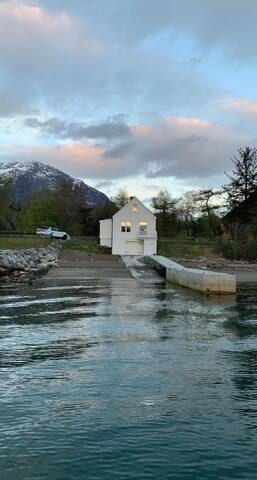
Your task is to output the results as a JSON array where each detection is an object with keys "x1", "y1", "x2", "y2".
[
  {"x1": 223, "y1": 146, "x2": 257, "y2": 208},
  {"x1": 0, "y1": 178, "x2": 14, "y2": 230}
]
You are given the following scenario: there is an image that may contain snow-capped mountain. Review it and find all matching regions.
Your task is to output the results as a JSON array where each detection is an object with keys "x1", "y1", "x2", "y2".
[{"x1": 0, "y1": 161, "x2": 109, "y2": 206}]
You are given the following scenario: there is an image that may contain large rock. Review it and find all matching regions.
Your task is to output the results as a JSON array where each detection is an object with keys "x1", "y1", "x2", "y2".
[{"x1": 0, "y1": 242, "x2": 61, "y2": 284}]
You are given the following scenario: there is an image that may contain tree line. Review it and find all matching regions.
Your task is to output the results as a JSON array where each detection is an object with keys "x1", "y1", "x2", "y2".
[
  {"x1": 0, "y1": 180, "x2": 117, "y2": 236},
  {"x1": 114, "y1": 146, "x2": 257, "y2": 240}
]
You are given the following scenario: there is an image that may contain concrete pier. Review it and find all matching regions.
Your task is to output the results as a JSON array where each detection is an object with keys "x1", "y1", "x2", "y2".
[{"x1": 146, "y1": 255, "x2": 236, "y2": 294}]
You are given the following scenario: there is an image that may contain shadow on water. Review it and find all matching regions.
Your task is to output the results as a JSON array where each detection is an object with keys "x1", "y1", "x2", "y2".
[
  {"x1": 152, "y1": 282, "x2": 237, "y2": 328},
  {"x1": 0, "y1": 337, "x2": 97, "y2": 368},
  {"x1": 0, "y1": 282, "x2": 107, "y2": 325},
  {"x1": 223, "y1": 290, "x2": 257, "y2": 338}
]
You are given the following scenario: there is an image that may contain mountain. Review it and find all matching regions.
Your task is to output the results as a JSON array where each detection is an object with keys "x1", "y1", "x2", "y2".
[{"x1": 0, "y1": 161, "x2": 109, "y2": 206}]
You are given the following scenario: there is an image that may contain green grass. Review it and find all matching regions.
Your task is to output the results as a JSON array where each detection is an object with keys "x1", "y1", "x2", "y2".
[
  {"x1": 0, "y1": 236, "x2": 219, "y2": 258},
  {"x1": 157, "y1": 239, "x2": 220, "y2": 259},
  {"x1": 62, "y1": 239, "x2": 111, "y2": 254},
  {"x1": 0, "y1": 236, "x2": 52, "y2": 249}
]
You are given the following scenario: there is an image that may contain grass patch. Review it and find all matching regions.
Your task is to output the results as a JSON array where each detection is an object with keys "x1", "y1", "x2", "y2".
[
  {"x1": 157, "y1": 239, "x2": 220, "y2": 259},
  {"x1": 62, "y1": 239, "x2": 111, "y2": 254},
  {"x1": 0, "y1": 236, "x2": 52, "y2": 249}
]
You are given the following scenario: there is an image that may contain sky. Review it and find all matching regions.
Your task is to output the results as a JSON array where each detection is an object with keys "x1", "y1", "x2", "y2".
[{"x1": 1, "y1": 0, "x2": 257, "y2": 201}]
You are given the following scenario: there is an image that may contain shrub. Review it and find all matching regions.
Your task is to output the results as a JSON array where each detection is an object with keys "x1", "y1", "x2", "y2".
[{"x1": 217, "y1": 240, "x2": 257, "y2": 261}]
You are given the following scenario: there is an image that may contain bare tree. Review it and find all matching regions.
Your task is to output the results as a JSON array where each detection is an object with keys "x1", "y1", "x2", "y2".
[
  {"x1": 192, "y1": 188, "x2": 222, "y2": 238},
  {"x1": 151, "y1": 190, "x2": 178, "y2": 237},
  {"x1": 111, "y1": 189, "x2": 129, "y2": 209}
]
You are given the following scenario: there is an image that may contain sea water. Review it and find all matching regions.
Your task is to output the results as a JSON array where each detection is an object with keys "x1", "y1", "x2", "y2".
[{"x1": 0, "y1": 277, "x2": 257, "y2": 479}]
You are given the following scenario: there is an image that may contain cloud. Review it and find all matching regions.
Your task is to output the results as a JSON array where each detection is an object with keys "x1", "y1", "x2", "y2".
[
  {"x1": 40, "y1": 0, "x2": 257, "y2": 62},
  {"x1": 2, "y1": 115, "x2": 251, "y2": 185},
  {"x1": 0, "y1": 0, "x2": 105, "y2": 115},
  {"x1": 1, "y1": 1, "x2": 257, "y2": 192},
  {"x1": 220, "y1": 95, "x2": 257, "y2": 122},
  {"x1": 103, "y1": 115, "x2": 250, "y2": 182},
  {"x1": 95, "y1": 180, "x2": 116, "y2": 189},
  {"x1": 24, "y1": 115, "x2": 131, "y2": 140},
  {"x1": 0, "y1": 0, "x2": 222, "y2": 119}
]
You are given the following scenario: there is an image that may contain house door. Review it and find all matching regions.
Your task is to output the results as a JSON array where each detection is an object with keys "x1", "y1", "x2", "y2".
[{"x1": 124, "y1": 240, "x2": 144, "y2": 255}]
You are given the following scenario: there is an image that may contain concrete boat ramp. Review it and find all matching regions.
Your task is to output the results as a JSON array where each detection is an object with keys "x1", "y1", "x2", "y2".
[
  {"x1": 46, "y1": 252, "x2": 132, "y2": 280},
  {"x1": 46, "y1": 251, "x2": 162, "y2": 284},
  {"x1": 46, "y1": 251, "x2": 236, "y2": 293}
]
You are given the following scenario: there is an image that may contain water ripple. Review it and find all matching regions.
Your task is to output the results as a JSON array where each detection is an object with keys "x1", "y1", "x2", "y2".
[{"x1": 1, "y1": 280, "x2": 257, "y2": 479}]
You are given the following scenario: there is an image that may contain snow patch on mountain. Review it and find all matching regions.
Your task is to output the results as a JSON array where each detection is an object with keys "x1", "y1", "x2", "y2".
[{"x1": 0, "y1": 161, "x2": 109, "y2": 206}]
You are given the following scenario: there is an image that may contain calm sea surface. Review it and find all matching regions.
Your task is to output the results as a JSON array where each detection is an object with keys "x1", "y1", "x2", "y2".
[{"x1": 1, "y1": 276, "x2": 257, "y2": 479}]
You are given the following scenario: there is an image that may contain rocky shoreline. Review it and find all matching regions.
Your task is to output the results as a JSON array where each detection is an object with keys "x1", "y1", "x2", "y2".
[{"x1": 0, "y1": 242, "x2": 61, "y2": 285}]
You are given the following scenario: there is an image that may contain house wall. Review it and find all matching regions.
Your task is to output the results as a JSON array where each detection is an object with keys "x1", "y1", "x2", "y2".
[
  {"x1": 112, "y1": 199, "x2": 157, "y2": 255},
  {"x1": 143, "y1": 238, "x2": 157, "y2": 256},
  {"x1": 99, "y1": 219, "x2": 112, "y2": 248}
]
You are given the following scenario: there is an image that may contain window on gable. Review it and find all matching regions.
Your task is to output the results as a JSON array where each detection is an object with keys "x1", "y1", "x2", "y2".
[
  {"x1": 132, "y1": 203, "x2": 138, "y2": 213},
  {"x1": 140, "y1": 221, "x2": 148, "y2": 234},
  {"x1": 121, "y1": 221, "x2": 131, "y2": 232}
]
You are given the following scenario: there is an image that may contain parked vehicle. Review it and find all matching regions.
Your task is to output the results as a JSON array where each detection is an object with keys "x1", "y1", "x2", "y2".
[{"x1": 36, "y1": 226, "x2": 70, "y2": 240}]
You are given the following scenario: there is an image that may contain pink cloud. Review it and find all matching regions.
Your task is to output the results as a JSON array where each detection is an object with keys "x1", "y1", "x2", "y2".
[
  {"x1": 0, "y1": 143, "x2": 126, "y2": 178},
  {"x1": 220, "y1": 95, "x2": 257, "y2": 121},
  {"x1": 0, "y1": 114, "x2": 251, "y2": 183}
]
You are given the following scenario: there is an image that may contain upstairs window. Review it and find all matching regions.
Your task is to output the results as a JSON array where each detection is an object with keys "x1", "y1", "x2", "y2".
[
  {"x1": 132, "y1": 203, "x2": 138, "y2": 213},
  {"x1": 121, "y1": 221, "x2": 131, "y2": 232},
  {"x1": 139, "y1": 221, "x2": 148, "y2": 234}
]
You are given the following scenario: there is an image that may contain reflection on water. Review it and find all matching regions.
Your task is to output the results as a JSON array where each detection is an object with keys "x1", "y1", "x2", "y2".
[{"x1": 1, "y1": 277, "x2": 257, "y2": 479}]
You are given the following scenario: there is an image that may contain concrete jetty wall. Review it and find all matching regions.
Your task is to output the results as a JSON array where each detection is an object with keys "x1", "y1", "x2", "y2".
[{"x1": 145, "y1": 255, "x2": 236, "y2": 294}]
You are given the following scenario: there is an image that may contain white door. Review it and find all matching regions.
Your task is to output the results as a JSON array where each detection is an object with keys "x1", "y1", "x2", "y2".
[{"x1": 124, "y1": 241, "x2": 144, "y2": 255}]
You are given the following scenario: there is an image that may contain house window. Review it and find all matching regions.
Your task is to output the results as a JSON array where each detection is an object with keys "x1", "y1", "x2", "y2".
[
  {"x1": 132, "y1": 203, "x2": 138, "y2": 213},
  {"x1": 121, "y1": 221, "x2": 131, "y2": 232},
  {"x1": 140, "y1": 221, "x2": 148, "y2": 235}
]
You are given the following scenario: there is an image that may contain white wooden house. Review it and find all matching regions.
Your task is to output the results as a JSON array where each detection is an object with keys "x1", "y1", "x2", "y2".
[{"x1": 99, "y1": 197, "x2": 157, "y2": 255}]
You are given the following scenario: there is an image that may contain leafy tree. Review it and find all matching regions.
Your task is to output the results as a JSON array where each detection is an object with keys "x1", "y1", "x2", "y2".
[
  {"x1": 223, "y1": 146, "x2": 257, "y2": 208},
  {"x1": 21, "y1": 189, "x2": 58, "y2": 232},
  {"x1": 79, "y1": 201, "x2": 118, "y2": 236},
  {"x1": 192, "y1": 214, "x2": 222, "y2": 239},
  {"x1": 54, "y1": 181, "x2": 86, "y2": 234},
  {"x1": 0, "y1": 178, "x2": 14, "y2": 230}
]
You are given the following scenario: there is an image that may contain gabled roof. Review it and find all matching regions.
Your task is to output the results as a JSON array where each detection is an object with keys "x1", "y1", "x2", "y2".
[{"x1": 112, "y1": 196, "x2": 155, "y2": 219}]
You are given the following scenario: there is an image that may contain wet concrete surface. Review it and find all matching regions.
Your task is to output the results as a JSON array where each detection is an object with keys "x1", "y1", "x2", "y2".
[
  {"x1": 46, "y1": 252, "x2": 164, "y2": 283},
  {"x1": 46, "y1": 251, "x2": 132, "y2": 279},
  {"x1": 47, "y1": 251, "x2": 257, "y2": 291},
  {"x1": 121, "y1": 256, "x2": 164, "y2": 283}
]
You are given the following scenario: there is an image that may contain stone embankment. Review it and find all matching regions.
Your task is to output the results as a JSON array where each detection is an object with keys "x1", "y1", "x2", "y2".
[{"x1": 0, "y1": 242, "x2": 60, "y2": 285}]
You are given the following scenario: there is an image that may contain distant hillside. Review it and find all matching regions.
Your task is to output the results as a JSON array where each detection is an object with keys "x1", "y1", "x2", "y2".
[{"x1": 0, "y1": 161, "x2": 109, "y2": 206}]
